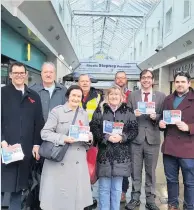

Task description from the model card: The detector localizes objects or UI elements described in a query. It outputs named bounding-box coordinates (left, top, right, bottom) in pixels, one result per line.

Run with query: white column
left=159, top=66, right=170, bottom=95
left=46, top=55, right=71, bottom=83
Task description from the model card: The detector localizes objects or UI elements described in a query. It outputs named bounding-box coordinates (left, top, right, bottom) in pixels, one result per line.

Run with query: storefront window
left=1, top=63, right=9, bottom=86
left=27, top=67, right=41, bottom=86
left=1, top=55, right=41, bottom=86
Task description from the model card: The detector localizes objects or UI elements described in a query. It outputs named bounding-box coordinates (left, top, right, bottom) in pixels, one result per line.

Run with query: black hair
left=65, top=85, right=83, bottom=99
left=174, top=71, right=191, bottom=82
left=9, top=62, right=27, bottom=73
left=140, top=69, right=154, bottom=80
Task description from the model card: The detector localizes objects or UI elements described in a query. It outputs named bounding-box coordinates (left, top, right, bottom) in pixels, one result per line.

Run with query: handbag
left=86, top=146, right=98, bottom=184
left=39, top=107, right=79, bottom=162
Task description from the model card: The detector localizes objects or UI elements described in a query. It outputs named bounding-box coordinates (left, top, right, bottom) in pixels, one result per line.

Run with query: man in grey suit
left=125, top=69, right=166, bottom=210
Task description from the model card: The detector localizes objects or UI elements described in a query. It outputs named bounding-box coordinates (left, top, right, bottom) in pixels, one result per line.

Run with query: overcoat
left=1, top=84, right=44, bottom=192
left=90, top=103, right=138, bottom=178
left=161, top=90, right=194, bottom=158
left=39, top=103, right=93, bottom=210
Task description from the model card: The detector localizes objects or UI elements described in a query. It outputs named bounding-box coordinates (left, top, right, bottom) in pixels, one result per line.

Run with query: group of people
left=1, top=61, right=194, bottom=210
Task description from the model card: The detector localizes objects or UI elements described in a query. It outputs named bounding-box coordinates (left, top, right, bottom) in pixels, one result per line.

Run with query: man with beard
left=159, top=72, right=194, bottom=210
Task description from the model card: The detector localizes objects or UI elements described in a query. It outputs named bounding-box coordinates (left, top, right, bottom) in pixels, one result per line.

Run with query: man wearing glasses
left=115, top=71, right=131, bottom=103
left=114, top=71, right=131, bottom=203
left=1, top=62, right=44, bottom=210
left=125, top=69, right=166, bottom=210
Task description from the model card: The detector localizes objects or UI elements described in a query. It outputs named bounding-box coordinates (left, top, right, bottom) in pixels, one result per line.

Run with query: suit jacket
left=128, top=90, right=166, bottom=145
left=161, top=90, right=194, bottom=158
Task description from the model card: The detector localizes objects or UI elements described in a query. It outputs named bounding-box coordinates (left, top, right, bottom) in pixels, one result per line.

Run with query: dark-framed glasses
left=11, top=72, right=26, bottom=76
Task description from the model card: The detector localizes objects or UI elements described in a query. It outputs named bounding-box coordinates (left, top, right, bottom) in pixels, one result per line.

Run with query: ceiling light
left=69, top=65, right=73, bottom=70
left=185, top=40, right=192, bottom=45
left=48, top=26, right=54, bottom=31
left=59, top=54, right=64, bottom=60
left=56, top=35, right=60, bottom=40
left=148, top=67, right=153, bottom=71
left=166, top=57, right=177, bottom=63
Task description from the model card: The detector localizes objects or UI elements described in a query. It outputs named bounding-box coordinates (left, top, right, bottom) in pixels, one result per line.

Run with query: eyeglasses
left=11, top=72, right=26, bottom=76
left=141, top=76, right=153, bottom=80
left=116, top=77, right=126, bottom=80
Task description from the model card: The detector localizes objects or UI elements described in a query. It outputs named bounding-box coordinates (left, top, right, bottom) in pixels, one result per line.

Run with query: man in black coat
left=1, top=62, right=44, bottom=210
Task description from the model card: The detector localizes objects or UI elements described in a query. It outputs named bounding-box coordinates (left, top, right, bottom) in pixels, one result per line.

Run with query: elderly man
left=30, top=62, right=67, bottom=122
left=78, top=74, right=102, bottom=209
left=1, top=62, right=44, bottom=210
left=159, top=72, right=194, bottom=210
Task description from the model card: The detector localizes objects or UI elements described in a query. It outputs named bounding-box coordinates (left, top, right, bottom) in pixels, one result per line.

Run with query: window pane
left=184, top=0, right=190, bottom=19
left=165, top=8, right=172, bottom=34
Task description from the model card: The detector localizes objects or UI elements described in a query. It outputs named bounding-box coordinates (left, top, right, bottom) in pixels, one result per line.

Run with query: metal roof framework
left=68, top=0, right=160, bottom=60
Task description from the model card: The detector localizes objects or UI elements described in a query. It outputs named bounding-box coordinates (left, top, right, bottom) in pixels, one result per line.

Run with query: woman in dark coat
left=90, top=85, right=138, bottom=210
left=1, top=62, right=44, bottom=209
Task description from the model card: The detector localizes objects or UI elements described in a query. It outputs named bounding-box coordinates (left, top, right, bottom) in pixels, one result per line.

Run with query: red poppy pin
left=28, top=97, right=35, bottom=103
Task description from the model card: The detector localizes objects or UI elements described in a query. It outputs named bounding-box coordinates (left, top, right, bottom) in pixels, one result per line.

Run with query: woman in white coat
left=39, top=85, right=93, bottom=210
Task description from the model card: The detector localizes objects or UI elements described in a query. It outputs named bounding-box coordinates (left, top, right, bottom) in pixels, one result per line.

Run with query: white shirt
left=15, top=86, right=25, bottom=94
left=44, top=83, right=55, bottom=98
left=141, top=89, right=153, bottom=102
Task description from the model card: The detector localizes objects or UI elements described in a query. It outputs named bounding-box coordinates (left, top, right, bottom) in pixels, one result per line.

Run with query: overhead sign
left=78, top=60, right=141, bottom=75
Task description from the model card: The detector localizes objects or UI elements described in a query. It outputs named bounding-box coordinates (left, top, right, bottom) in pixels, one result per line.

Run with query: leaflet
left=2, top=144, right=24, bottom=165
left=103, top=120, right=124, bottom=135
left=69, top=125, right=90, bottom=142
left=137, top=102, right=155, bottom=114
left=163, top=110, right=182, bottom=124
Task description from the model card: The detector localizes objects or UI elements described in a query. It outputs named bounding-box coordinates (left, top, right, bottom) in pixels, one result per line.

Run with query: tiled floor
left=92, top=144, right=184, bottom=210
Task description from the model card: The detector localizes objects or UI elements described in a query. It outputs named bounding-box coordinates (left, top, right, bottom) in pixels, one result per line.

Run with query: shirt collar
left=141, top=89, right=153, bottom=95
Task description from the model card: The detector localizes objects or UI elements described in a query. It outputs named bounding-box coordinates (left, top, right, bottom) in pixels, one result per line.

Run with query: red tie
left=144, top=92, right=150, bottom=102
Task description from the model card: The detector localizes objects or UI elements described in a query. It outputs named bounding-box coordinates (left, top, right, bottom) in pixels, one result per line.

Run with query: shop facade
left=169, top=56, right=194, bottom=93
left=1, top=21, right=46, bottom=86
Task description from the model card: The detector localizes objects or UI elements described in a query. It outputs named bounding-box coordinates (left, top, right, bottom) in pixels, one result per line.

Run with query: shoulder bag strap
left=72, top=107, right=79, bottom=125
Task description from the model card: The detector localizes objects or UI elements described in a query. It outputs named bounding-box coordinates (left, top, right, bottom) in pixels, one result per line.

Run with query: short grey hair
left=41, top=62, right=56, bottom=71
left=78, top=74, right=91, bottom=81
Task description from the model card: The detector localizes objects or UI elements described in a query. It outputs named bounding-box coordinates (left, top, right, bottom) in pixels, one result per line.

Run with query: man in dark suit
left=159, top=72, right=194, bottom=210
left=126, top=69, right=166, bottom=210
left=1, top=62, right=44, bottom=210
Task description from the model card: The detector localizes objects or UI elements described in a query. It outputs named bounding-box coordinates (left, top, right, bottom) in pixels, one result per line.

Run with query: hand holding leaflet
left=69, top=125, right=90, bottom=142
left=163, top=110, right=181, bottom=124
left=2, top=144, right=24, bottom=164
left=137, top=102, right=155, bottom=114
left=103, top=120, right=124, bottom=135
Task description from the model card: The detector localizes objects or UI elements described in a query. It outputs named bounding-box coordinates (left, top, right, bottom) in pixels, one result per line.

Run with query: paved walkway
left=93, top=143, right=184, bottom=210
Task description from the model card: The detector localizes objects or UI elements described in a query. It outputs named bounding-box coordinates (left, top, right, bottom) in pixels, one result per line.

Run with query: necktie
left=144, top=92, right=150, bottom=102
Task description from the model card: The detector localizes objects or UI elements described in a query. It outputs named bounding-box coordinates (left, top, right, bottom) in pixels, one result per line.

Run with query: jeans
left=99, top=177, right=123, bottom=210
left=122, top=177, right=129, bottom=193
left=163, top=154, right=194, bottom=210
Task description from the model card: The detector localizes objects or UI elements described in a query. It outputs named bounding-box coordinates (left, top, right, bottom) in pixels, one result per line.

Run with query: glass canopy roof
left=68, top=0, right=160, bottom=60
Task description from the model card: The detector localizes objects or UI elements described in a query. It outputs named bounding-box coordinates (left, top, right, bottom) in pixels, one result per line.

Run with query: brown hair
left=140, top=69, right=154, bottom=80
